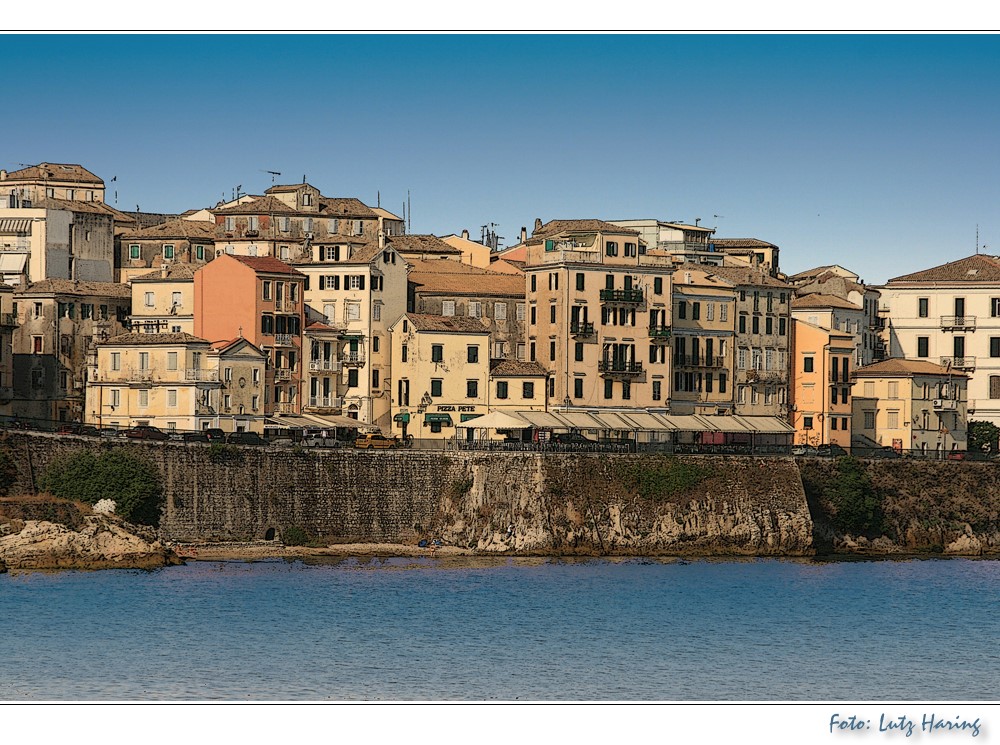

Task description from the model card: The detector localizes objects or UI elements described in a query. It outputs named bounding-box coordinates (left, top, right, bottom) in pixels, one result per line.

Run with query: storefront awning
left=424, top=413, right=453, bottom=425
left=0, top=218, right=31, bottom=234
left=393, top=412, right=410, bottom=422
left=0, top=253, right=27, bottom=273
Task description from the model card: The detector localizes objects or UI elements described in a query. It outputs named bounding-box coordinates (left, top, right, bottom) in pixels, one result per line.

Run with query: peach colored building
left=194, top=255, right=306, bottom=416
left=790, top=319, right=855, bottom=448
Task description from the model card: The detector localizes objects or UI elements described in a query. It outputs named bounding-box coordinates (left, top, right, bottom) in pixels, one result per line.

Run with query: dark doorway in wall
left=264, top=528, right=276, bottom=541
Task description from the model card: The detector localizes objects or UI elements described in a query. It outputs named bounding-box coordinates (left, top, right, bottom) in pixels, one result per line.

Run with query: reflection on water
left=1, top=557, right=998, bottom=701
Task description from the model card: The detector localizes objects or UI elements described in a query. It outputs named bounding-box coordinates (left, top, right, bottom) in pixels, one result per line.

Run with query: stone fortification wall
left=0, top=432, right=813, bottom=554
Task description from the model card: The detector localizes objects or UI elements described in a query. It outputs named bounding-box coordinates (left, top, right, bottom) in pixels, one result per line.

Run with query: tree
left=38, top=448, right=163, bottom=526
left=968, top=420, right=999, bottom=455
left=823, top=457, right=882, bottom=535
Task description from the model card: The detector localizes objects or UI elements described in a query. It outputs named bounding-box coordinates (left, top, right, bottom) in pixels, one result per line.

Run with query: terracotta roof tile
left=489, top=359, right=550, bottom=377
left=791, top=293, right=861, bottom=311
left=887, top=254, right=1000, bottom=283
left=35, top=197, right=130, bottom=220
left=409, top=269, right=526, bottom=298
left=711, top=238, right=779, bottom=249
left=4, top=162, right=102, bottom=184
left=703, top=264, right=792, bottom=288
left=531, top=219, right=639, bottom=239
left=853, top=358, right=968, bottom=378
left=103, top=332, right=208, bottom=346
left=131, top=265, right=198, bottom=282
left=318, top=197, right=377, bottom=218
left=17, top=279, right=131, bottom=298
left=389, top=234, right=463, bottom=256
left=404, top=313, right=490, bottom=333
left=120, top=219, right=216, bottom=241
left=229, top=255, right=305, bottom=276
left=212, top=195, right=299, bottom=215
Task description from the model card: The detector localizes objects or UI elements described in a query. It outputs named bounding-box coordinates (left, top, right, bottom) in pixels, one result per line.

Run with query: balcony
left=195, top=402, right=215, bottom=416
left=829, top=372, right=851, bottom=383
left=746, top=369, right=785, bottom=383
left=274, top=402, right=295, bottom=414
left=0, top=313, right=16, bottom=327
left=933, top=398, right=959, bottom=411
left=649, top=325, right=672, bottom=342
left=940, top=356, right=976, bottom=371
left=940, top=315, right=976, bottom=330
left=185, top=369, right=219, bottom=382
left=599, top=288, right=644, bottom=304
left=342, top=351, right=366, bottom=367
left=274, top=299, right=294, bottom=312
left=273, top=333, right=294, bottom=346
left=598, top=360, right=644, bottom=377
left=570, top=321, right=595, bottom=337
left=309, top=359, right=342, bottom=373
left=274, top=369, right=292, bottom=381
left=307, top=396, right=343, bottom=409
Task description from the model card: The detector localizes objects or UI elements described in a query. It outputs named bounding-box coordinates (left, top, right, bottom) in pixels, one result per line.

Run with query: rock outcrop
left=0, top=514, right=181, bottom=571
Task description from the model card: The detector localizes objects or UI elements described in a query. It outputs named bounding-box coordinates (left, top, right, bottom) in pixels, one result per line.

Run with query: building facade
left=789, top=319, right=855, bottom=448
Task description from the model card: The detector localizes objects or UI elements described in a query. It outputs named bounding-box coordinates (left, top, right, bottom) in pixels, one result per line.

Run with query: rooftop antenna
left=407, top=190, right=411, bottom=233
left=262, top=170, right=281, bottom=184
left=302, top=174, right=306, bottom=184
left=377, top=190, right=380, bottom=208
left=976, top=224, right=980, bottom=254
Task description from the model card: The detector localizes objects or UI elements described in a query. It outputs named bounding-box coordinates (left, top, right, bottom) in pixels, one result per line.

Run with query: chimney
left=520, top=226, right=527, bottom=244
left=0, top=170, right=6, bottom=181
left=161, top=266, right=168, bottom=278
left=461, top=229, right=469, bottom=240
left=533, top=218, right=542, bottom=234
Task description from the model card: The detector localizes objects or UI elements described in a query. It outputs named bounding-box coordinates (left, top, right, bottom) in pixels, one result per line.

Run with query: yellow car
left=354, top=433, right=402, bottom=449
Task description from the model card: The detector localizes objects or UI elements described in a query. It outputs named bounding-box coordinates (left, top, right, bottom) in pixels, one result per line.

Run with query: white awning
left=0, top=218, right=31, bottom=234
left=0, top=253, right=27, bottom=273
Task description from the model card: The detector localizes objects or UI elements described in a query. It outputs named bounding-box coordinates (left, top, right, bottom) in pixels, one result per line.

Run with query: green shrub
left=208, top=442, right=242, bottom=463
left=37, top=448, right=163, bottom=526
left=823, top=457, right=883, bottom=535
left=282, top=526, right=309, bottom=546
left=617, top=457, right=713, bottom=501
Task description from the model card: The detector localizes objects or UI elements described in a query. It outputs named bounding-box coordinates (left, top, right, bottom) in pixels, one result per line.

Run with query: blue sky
left=5, top=34, right=1000, bottom=284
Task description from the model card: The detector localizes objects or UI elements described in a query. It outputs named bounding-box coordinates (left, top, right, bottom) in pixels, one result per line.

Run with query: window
left=523, top=382, right=534, bottom=399
left=517, top=343, right=526, bottom=360
left=329, top=218, right=339, bottom=234
left=432, top=344, right=443, bottom=363
left=496, top=381, right=509, bottom=399
left=803, top=357, right=814, bottom=373
left=720, top=304, right=728, bottom=322
left=778, top=317, right=786, bottom=336
left=252, top=395, right=259, bottom=411
left=654, top=277, right=663, bottom=295
left=652, top=380, right=662, bottom=401
left=992, top=376, right=1000, bottom=399
left=302, top=193, right=313, bottom=207
left=372, top=370, right=380, bottom=388
left=66, top=189, right=75, bottom=200
left=678, top=301, right=687, bottom=320
left=887, top=410, right=900, bottom=428
left=550, top=305, right=556, bottom=323
left=692, top=302, right=700, bottom=321
left=468, top=346, right=479, bottom=363
left=604, top=379, right=613, bottom=399
left=167, top=352, right=177, bottom=370
left=163, top=244, right=175, bottom=259
left=576, top=273, right=585, bottom=291
left=992, top=298, right=1000, bottom=318
left=347, top=369, right=359, bottom=388
left=605, top=241, right=618, bottom=256
left=530, top=342, right=536, bottom=361
left=494, top=303, right=507, bottom=320
left=719, top=374, right=727, bottom=393
left=738, top=314, right=746, bottom=334
left=516, top=303, right=525, bottom=321
left=752, top=315, right=760, bottom=334
left=624, top=242, right=637, bottom=257
left=144, top=292, right=155, bottom=307
left=138, top=389, right=148, bottom=408
left=167, top=389, right=177, bottom=408
left=571, top=378, right=583, bottom=399
left=863, top=411, right=876, bottom=429
left=346, top=303, right=361, bottom=321
left=129, top=244, right=140, bottom=259
left=224, top=367, right=233, bottom=383
left=110, top=389, right=120, bottom=408
left=373, top=303, right=382, bottom=321
left=110, top=352, right=121, bottom=370
left=548, top=273, right=559, bottom=291
left=441, top=300, right=456, bottom=317
left=262, top=281, right=272, bottom=301
left=139, top=352, right=150, bottom=370
left=919, top=337, right=931, bottom=358
left=431, top=379, right=443, bottom=397
left=252, top=368, right=260, bottom=385
left=549, top=341, right=556, bottom=361
left=530, top=306, right=536, bottom=325
left=530, top=275, right=537, bottom=292
left=918, top=298, right=929, bottom=317
left=223, top=394, right=232, bottom=409
left=468, top=301, right=482, bottom=318
left=803, top=416, right=813, bottom=430
left=765, top=316, right=773, bottom=335
left=575, top=342, right=584, bottom=362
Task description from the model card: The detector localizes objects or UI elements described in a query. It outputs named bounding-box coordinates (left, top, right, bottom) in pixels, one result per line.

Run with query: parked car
left=226, top=431, right=266, bottom=446
left=125, top=425, right=169, bottom=441
left=816, top=444, right=849, bottom=457
left=874, top=446, right=901, bottom=459
left=354, top=433, right=402, bottom=449
left=182, top=431, right=210, bottom=443
left=552, top=432, right=596, bottom=445
left=205, top=428, right=226, bottom=442
left=57, top=424, right=101, bottom=437
left=791, top=445, right=818, bottom=456
left=946, top=451, right=967, bottom=461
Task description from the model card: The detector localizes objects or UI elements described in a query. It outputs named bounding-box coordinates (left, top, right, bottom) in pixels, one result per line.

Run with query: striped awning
left=0, top=218, right=32, bottom=234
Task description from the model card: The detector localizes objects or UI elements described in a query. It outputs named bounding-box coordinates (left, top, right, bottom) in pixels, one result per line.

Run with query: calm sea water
left=1, top=557, right=998, bottom=701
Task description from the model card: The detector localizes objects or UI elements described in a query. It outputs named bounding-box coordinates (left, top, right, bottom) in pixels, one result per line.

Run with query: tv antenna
left=261, top=170, right=281, bottom=184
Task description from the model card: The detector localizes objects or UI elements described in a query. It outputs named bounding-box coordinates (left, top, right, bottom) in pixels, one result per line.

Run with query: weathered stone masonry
left=1, top=432, right=814, bottom=555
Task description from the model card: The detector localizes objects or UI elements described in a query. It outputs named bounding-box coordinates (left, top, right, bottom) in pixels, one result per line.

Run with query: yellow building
left=669, top=264, right=736, bottom=415
left=522, top=219, right=674, bottom=411
left=851, top=359, right=968, bottom=457
left=85, top=332, right=266, bottom=433
left=129, top=265, right=196, bottom=334
left=790, top=319, right=855, bottom=448
left=388, top=313, right=492, bottom=441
